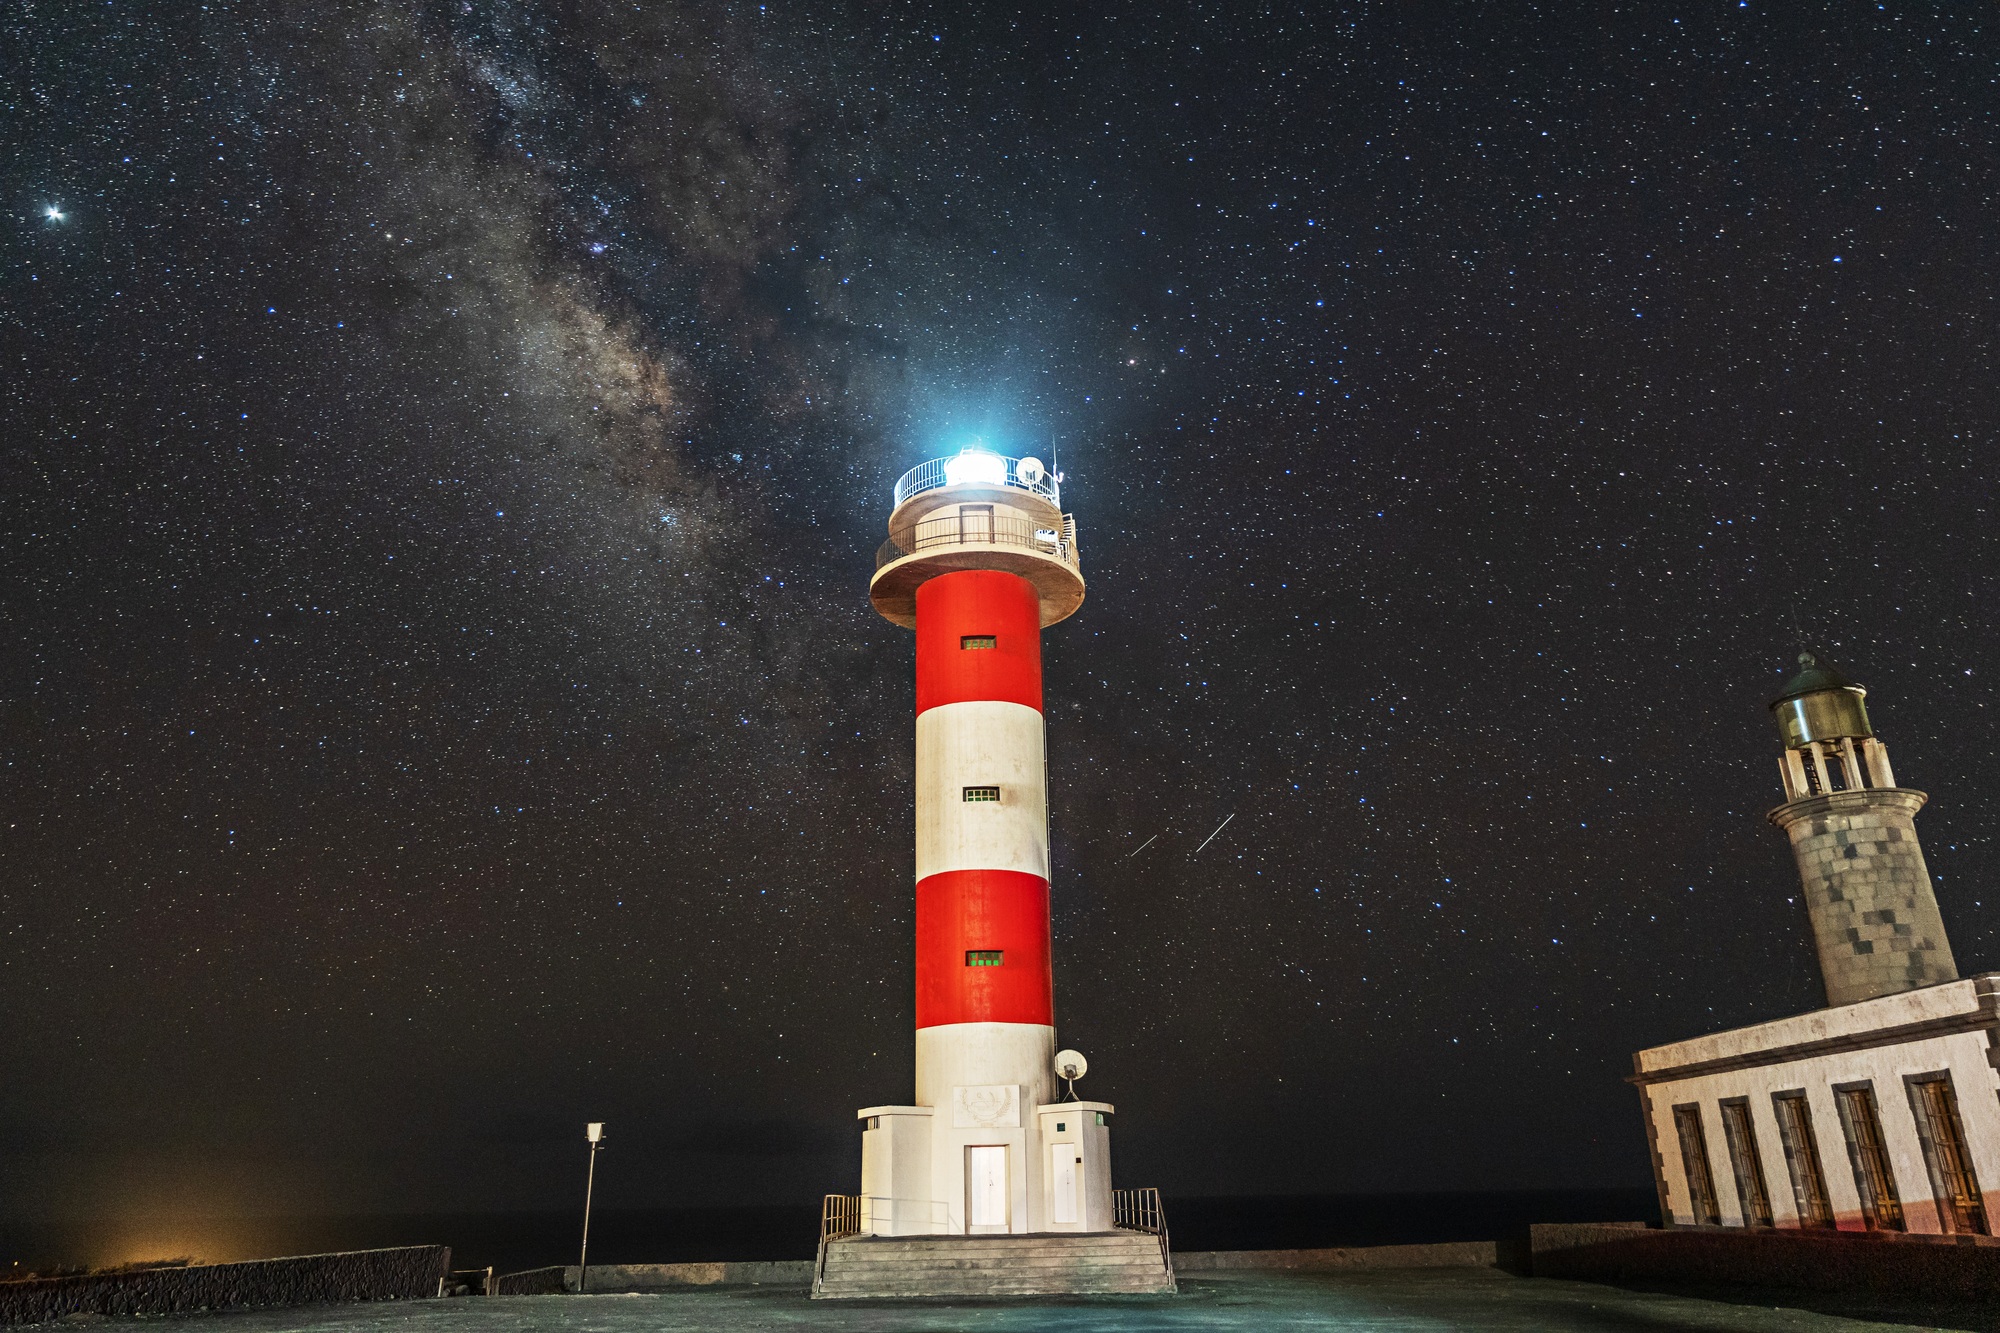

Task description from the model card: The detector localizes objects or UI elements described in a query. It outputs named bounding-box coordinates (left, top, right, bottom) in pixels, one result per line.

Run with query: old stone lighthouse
left=1633, top=654, right=1996, bottom=1236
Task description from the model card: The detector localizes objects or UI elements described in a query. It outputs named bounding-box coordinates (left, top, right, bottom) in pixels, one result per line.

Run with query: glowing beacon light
left=943, top=448, right=1009, bottom=487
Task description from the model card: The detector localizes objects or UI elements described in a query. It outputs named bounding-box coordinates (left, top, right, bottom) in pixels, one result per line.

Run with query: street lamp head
left=586, top=1122, right=605, bottom=1143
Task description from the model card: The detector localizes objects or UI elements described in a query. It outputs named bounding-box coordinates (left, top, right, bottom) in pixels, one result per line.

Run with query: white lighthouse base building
left=856, top=1097, right=1117, bottom=1237
left=820, top=1080, right=1174, bottom=1299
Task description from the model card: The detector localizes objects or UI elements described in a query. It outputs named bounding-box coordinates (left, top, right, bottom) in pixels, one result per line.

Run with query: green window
left=961, top=635, right=997, bottom=650
left=966, top=950, right=1003, bottom=967
left=963, top=786, right=1000, bottom=802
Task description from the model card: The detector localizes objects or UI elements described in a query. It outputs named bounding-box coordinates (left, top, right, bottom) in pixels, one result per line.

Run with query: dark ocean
left=1, top=1189, right=1656, bottom=1275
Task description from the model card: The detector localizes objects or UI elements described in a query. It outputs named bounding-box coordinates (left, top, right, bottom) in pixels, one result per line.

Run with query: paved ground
left=120, top=1269, right=1979, bottom=1332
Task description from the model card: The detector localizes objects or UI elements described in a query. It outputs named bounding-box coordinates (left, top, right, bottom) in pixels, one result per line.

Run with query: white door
left=1050, top=1143, right=1081, bottom=1225
left=967, top=1145, right=1009, bottom=1232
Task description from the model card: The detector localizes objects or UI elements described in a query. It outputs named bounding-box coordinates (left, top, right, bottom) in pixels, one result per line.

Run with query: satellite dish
left=1055, top=1049, right=1088, bottom=1101
left=1016, top=456, right=1046, bottom=486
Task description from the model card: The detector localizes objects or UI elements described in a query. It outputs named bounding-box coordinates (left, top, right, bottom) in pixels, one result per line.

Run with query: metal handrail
left=814, top=1193, right=861, bottom=1291
left=1113, top=1187, right=1174, bottom=1286
left=860, top=1195, right=953, bottom=1234
left=875, top=513, right=1076, bottom=572
left=892, top=452, right=1060, bottom=509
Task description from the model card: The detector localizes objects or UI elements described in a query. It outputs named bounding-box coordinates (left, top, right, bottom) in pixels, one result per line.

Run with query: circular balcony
left=869, top=510, right=1084, bottom=629
left=875, top=514, right=1073, bottom=572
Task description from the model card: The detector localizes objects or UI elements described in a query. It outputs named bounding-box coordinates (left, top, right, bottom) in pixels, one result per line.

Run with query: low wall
left=0, top=1246, right=450, bottom=1324
left=491, top=1265, right=567, bottom=1295
left=1531, top=1221, right=2000, bottom=1299
left=1176, top=1241, right=1497, bottom=1271
left=554, top=1242, right=1495, bottom=1293
left=566, top=1261, right=813, bottom=1290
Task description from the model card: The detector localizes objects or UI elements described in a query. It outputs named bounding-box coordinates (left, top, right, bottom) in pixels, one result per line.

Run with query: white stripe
left=915, top=700, right=1049, bottom=881
left=915, top=1022, right=1057, bottom=1109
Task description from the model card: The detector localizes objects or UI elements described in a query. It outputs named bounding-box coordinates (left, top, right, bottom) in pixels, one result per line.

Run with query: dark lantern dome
left=1770, top=651, right=1873, bottom=747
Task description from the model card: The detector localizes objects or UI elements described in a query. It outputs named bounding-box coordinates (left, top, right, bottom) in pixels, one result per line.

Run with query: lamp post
left=578, top=1122, right=605, bottom=1293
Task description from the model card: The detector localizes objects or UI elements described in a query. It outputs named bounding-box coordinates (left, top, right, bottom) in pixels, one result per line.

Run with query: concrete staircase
left=813, top=1230, right=1176, bottom=1299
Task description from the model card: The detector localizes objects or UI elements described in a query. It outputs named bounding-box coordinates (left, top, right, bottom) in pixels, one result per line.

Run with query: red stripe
left=915, top=570, right=1042, bottom=715
left=914, top=869, right=1053, bottom=1028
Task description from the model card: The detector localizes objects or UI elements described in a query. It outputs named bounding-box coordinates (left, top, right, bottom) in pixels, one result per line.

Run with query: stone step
left=837, top=1245, right=1157, bottom=1261
left=830, top=1253, right=1163, bottom=1270
left=816, top=1280, right=1168, bottom=1288
left=819, top=1276, right=1171, bottom=1293
left=836, top=1245, right=1161, bottom=1258
left=837, top=1235, right=1158, bottom=1252
left=832, top=1248, right=1168, bottom=1264
left=820, top=1256, right=1168, bottom=1264
left=815, top=1231, right=1174, bottom=1299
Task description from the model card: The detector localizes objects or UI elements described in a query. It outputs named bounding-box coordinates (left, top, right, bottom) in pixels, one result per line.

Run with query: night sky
left=5, top=0, right=1999, bottom=1246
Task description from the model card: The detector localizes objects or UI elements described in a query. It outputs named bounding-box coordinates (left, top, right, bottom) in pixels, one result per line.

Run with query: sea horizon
left=0, top=1186, right=1658, bottom=1275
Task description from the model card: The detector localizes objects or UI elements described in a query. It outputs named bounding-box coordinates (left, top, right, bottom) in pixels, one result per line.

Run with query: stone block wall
left=0, top=1246, right=449, bottom=1325
left=1769, top=789, right=1957, bottom=1005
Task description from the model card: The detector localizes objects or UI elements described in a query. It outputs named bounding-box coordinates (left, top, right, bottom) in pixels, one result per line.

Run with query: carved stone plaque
left=952, top=1084, right=1021, bottom=1128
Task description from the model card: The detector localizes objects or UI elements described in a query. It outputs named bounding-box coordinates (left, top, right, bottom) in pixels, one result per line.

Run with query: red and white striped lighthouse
left=911, top=566, right=1056, bottom=1101
left=854, top=447, right=1111, bottom=1238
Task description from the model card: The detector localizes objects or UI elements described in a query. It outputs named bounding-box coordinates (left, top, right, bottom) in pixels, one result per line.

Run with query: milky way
left=3, top=0, right=1998, bottom=1244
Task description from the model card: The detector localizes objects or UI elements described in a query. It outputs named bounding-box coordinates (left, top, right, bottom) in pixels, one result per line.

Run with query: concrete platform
left=101, top=1268, right=1985, bottom=1331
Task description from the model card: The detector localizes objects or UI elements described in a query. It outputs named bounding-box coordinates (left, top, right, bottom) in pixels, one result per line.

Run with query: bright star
left=44, top=206, right=64, bottom=221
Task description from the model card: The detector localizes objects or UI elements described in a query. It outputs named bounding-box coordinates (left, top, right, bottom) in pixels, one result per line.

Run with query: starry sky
left=4, top=0, right=1998, bottom=1236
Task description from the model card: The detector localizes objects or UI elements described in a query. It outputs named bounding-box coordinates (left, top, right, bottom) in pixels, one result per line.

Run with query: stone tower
left=1766, top=653, right=1958, bottom=1006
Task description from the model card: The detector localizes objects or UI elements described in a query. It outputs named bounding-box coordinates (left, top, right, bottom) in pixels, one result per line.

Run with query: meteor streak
left=1192, top=812, right=1235, bottom=856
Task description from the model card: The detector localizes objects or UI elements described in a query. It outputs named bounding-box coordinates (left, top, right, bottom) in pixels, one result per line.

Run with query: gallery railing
left=874, top=513, right=1077, bottom=572
left=892, top=453, right=1060, bottom=509
left=1113, top=1187, right=1175, bottom=1286
left=814, top=1194, right=862, bottom=1291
